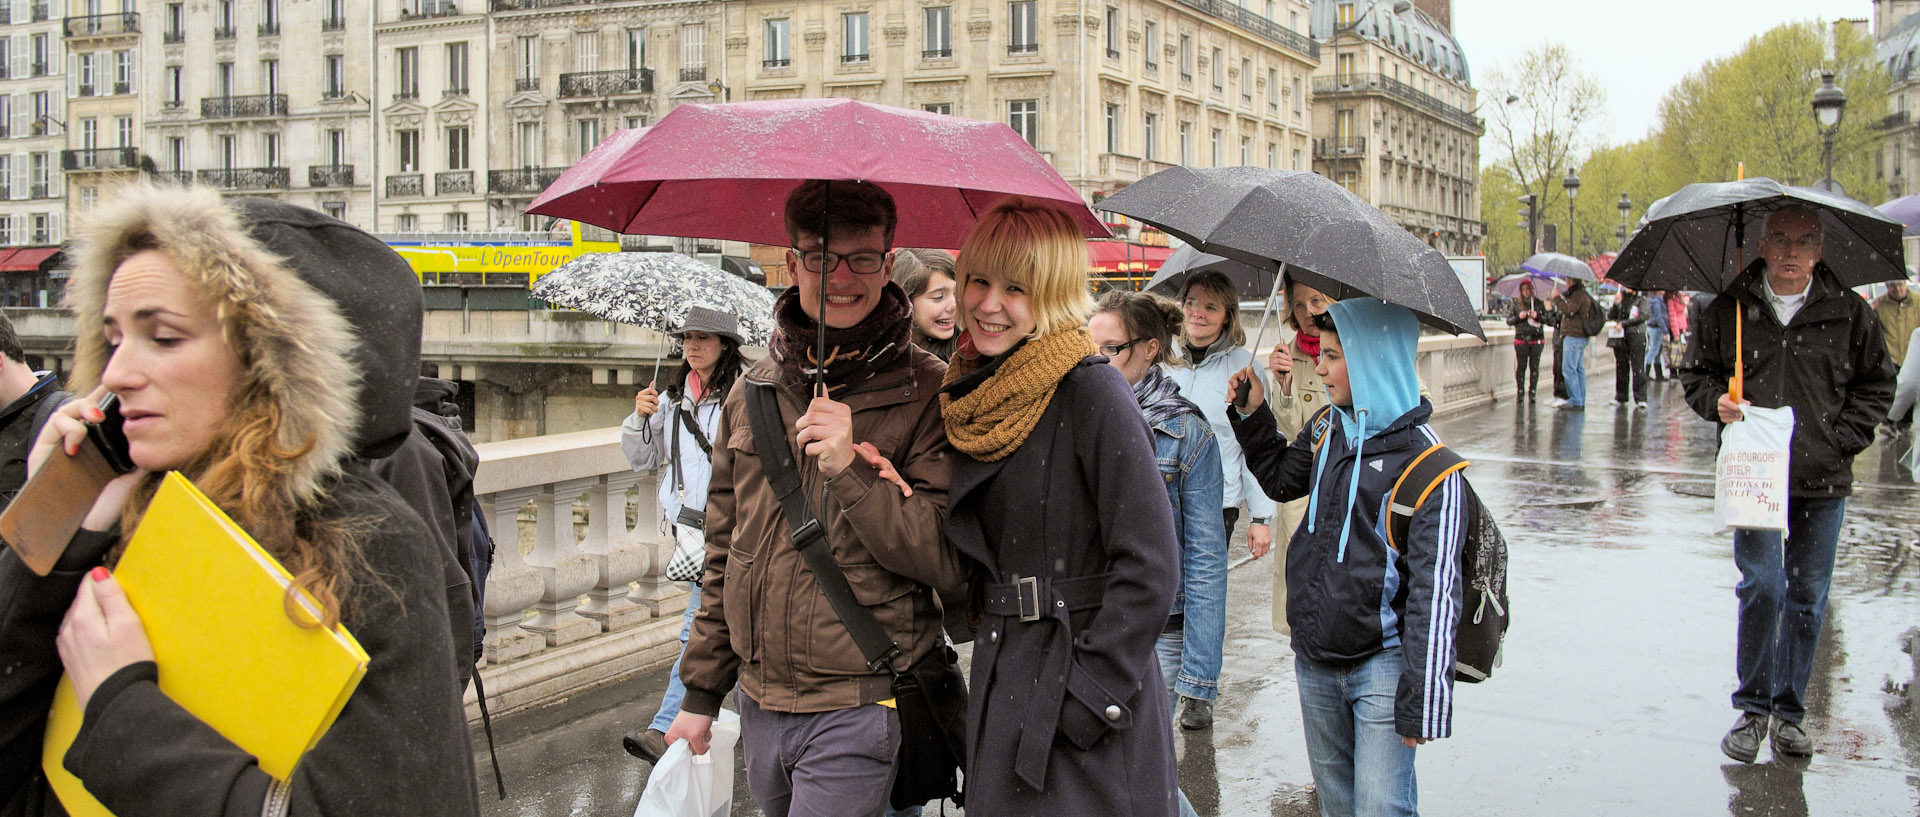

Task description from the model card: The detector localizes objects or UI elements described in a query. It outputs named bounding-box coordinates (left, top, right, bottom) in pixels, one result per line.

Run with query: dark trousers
left=1551, top=331, right=1569, bottom=399
left=1611, top=334, right=1647, bottom=403
left=1514, top=342, right=1543, bottom=395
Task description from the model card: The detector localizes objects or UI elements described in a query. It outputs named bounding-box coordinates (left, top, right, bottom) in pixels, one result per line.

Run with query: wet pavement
left=474, top=377, right=1920, bottom=816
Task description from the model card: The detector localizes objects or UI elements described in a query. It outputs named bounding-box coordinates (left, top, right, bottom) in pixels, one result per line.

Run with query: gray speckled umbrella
left=530, top=251, right=775, bottom=346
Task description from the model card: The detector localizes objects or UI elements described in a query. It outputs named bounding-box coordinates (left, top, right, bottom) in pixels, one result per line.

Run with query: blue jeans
left=1561, top=336, right=1589, bottom=406
left=648, top=583, right=702, bottom=732
left=1732, top=497, right=1846, bottom=724
left=1159, top=534, right=1228, bottom=701
left=1295, top=649, right=1418, bottom=817
left=1645, top=326, right=1666, bottom=370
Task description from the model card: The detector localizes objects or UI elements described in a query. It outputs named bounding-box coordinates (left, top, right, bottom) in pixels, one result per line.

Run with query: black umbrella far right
left=1611, top=177, right=1905, bottom=292
left=1096, top=166, right=1483, bottom=338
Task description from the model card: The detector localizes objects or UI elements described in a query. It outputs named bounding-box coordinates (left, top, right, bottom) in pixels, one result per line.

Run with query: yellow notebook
left=42, top=472, right=370, bottom=817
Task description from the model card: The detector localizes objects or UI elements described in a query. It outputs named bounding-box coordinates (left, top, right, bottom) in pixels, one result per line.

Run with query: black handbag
left=745, top=384, right=967, bottom=809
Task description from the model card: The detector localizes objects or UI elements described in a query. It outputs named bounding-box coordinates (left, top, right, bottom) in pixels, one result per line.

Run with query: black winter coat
left=943, top=358, right=1178, bottom=817
left=0, top=374, right=69, bottom=504
left=1504, top=296, right=1555, bottom=344
left=1681, top=261, right=1895, bottom=497
left=0, top=466, right=480, bottom=817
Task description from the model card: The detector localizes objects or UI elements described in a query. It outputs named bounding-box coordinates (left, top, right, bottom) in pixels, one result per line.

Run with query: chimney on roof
left=1412, top=0, right=1450, bottom=33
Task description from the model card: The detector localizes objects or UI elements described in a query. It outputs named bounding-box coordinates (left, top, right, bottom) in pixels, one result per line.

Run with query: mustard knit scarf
left=940, top=326, right=1095, bottom=463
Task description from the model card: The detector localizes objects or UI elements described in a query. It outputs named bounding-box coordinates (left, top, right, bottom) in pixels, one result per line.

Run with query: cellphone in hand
left=88, top=393, right=135, bottom=475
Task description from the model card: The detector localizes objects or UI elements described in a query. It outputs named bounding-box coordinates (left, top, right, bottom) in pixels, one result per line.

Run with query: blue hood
left=1308, top=298, right=1422, bottom=562
left=1326, top=299, right=1421, bottom=441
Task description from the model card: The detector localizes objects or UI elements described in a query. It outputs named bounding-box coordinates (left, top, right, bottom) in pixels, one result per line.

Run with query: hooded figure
left=0, top=186, right=480, bottom=817
left=1230, top=299, right=1467, bottom=762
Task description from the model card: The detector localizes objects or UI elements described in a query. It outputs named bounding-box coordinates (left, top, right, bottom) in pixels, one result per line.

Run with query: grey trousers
left=736, top=689, right=900, bottom=817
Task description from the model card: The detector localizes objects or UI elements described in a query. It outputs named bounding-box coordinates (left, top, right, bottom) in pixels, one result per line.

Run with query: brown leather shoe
left=622, top=728, right=668, bottom=764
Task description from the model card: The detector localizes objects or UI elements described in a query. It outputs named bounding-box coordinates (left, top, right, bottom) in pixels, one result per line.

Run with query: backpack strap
left=1385, top=443, right=1470, bottom=554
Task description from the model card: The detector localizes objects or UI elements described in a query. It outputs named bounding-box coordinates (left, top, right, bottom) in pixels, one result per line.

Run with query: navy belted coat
left=943, top=357, right=1180, bottom=817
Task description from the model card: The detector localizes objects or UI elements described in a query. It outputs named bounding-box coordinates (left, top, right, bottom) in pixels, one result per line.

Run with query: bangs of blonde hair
left=954, top=197, right=1093, bottom=340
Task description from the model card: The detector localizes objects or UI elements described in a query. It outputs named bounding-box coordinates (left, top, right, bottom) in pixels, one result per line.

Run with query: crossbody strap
left=1385, top=444, right=1469, bottom=553
left=745, top=383, right=902, bottom=675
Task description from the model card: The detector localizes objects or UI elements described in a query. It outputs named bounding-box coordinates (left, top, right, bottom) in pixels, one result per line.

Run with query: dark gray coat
left=943, top=358, right=1179, bottom=817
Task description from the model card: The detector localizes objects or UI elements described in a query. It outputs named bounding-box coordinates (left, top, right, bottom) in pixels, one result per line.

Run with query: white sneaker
left=1636, top=400, right=1649, bottom=409
left=1609, top=399, right=1622, bottom=407
left=1549, top=397, right=1569, bottom=408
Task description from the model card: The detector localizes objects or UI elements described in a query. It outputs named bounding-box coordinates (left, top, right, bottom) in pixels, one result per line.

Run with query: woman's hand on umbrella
left=1267, top=347, right=1292, bottom=397
left=633, top=386, right=660, bottom=418
left=58, top=567, right=154, bottom=708
left=797, top=388, right=855, bottom=476
left=1227, top=366, right=1265, bottom=415
left=852, top=442, right=911, bottom=498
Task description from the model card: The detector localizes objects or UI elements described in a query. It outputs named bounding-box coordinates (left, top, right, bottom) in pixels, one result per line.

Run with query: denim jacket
left=1151, top=408, right=1226, bottom=612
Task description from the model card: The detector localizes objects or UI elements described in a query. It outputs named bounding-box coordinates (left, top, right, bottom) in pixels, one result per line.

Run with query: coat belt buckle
left=1014, top=575, right=1041, bottom=622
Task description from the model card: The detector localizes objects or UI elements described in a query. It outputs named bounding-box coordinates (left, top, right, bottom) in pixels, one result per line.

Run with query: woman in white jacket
left=618, top=307, right=752, bottom=763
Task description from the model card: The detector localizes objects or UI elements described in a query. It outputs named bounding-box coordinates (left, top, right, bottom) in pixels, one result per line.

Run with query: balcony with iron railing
left=30, top=62, right=48, bottom=77
left=163, top=29, right=183, bottom=43
left=1007, top=42, right=1037, bottom=54
left=63, top=11, right=139, bottom=37
left=488, top=167, right=567, bottom=195
left=60, top=147, right=141, bottom=172
left=29, top=3, right=48, bottom=22
left=1314, top=137, right=1366, bottom=158
left=155, top=170, right=193, bottom=185
left=0, top=7, right=10, bottom=23
left=196, top=167, right=290, bottom=190
left=762, top=58, right=790, bottom=69
left=386, top=173, right=425, bottom=197
left=1312, top=74, right=1481, bottom=133
left=257, top=21, right=279, bottom=36
left=308, top=164, right=354, bottom=187
left=436, top=170, right=473, bottom=195
left=201, top=94, right=290, bottom=119
left=920, top=49, right=949, bottom=60
left=212, top=24, right=235, bottom=39
left=557, top=68, right=653, bottom=98
left=443, top=86, right=469, bottom=98
left=514, top=77, right=539, bottom=93
left=1878, top=110, right=1911, bottom=132
left=393, top=90, right=420, bottom=104
left=678, top=67, right=706, bottom=82
left=1165, top=0, right=1317, bottom=59
left=322, top=15, right=346, bottom=30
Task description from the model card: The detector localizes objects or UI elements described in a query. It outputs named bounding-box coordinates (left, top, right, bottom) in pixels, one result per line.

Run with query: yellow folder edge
left=41, top=472, right=369, bottom=817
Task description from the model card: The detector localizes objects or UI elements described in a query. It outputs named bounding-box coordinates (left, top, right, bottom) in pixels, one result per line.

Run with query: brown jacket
left=679, top=349, right=965, bottom=716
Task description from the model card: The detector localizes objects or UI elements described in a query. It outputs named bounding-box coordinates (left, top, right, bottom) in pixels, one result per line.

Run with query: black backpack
left=1384, top=445, right=1509, bottom=684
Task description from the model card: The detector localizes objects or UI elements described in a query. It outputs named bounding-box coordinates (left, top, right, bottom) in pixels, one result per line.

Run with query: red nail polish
left=89, top=566, right=109, bottom=582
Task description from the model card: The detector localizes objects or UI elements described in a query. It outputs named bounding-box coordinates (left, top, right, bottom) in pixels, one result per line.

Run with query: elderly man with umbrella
left=1657, top=195, right=1897, bottom=763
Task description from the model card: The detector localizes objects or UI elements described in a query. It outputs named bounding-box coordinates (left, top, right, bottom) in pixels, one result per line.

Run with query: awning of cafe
left=0, top=247, right=60, bottom=272
left=1086, top=240, right=1172, bottom=275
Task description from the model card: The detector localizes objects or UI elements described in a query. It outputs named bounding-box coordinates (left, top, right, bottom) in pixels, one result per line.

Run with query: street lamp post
left=1811, top=70, right=1847, bottom=194
left=1616, top=193, right=1631, bottom=252
left=1562, top=168, right=1580, bottom=255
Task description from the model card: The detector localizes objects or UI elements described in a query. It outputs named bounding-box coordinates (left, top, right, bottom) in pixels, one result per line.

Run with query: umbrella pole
left=1731, top=208, right=1745, bottom=405
left=1246, top=262, right=1287, bottom=369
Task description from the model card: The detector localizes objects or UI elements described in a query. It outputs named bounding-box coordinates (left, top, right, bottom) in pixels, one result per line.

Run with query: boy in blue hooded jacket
left=1226, top=299, right=1466, bottom=817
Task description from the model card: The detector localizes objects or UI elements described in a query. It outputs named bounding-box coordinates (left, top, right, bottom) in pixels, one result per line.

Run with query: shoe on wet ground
left=622, top=728, right=668, bottom=764
left=1179, top=696, right=1214, bottom=730
left=1721, top=712, right=1767, bottom=763
left=1771, top=719, right=1813, bottom=757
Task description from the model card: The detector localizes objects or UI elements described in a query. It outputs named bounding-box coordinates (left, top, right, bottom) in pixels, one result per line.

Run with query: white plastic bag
left=634, top=709, right=740, bottom=817
left=1714, top=404, right=1795, bottom=532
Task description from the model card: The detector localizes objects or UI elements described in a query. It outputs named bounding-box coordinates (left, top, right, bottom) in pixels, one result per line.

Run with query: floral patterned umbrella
left=530, top=251, right=775, bottom=346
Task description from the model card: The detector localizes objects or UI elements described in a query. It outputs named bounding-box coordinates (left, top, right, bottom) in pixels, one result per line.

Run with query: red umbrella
left=526, top=98, right=1109, bottom=248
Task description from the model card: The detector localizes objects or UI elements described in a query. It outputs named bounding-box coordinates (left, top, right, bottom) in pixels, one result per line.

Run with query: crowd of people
left=0, top=180, right=1903, bottom=817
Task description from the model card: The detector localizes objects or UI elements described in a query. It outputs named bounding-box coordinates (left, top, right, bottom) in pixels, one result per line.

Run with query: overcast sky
left=1450, top=0, right=1864, bottom=149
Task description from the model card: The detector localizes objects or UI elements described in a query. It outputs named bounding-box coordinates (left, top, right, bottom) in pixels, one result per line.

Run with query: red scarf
left=1297, top=332, right=1321, bottom=360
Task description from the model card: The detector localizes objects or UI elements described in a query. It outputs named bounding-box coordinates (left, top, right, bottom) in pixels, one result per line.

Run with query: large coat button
left=1104, top=705, right=1122, bottom=722
left=988, top=630, right=998, bottom=643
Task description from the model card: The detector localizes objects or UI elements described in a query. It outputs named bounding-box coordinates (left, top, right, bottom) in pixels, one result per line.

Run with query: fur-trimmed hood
left=67, top=186, right=423, bottom=499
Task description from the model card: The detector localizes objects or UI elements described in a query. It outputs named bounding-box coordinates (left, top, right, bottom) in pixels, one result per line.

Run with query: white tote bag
left=633, top=709, right=740, bottom=817
left=1713, top=404, right=1795, bottom=533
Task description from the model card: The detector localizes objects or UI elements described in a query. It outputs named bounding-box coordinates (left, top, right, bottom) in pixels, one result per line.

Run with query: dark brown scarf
left=771, top=281, right=914, bottom=394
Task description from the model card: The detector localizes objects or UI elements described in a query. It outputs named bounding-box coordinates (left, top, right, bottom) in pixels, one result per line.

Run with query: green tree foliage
left=1654, top=20, right=1885, bottom=199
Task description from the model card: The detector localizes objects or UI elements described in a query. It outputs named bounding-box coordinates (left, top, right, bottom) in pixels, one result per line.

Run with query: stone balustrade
left=464, top=323, right=1613, bottom=720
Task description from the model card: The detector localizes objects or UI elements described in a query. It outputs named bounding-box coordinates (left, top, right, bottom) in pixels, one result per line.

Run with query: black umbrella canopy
left=1098, top=166, right=1483, bottom=338
left=1143, top=245, right=1275, bottom=299
left=1611, top=178, right=1905, bottom=292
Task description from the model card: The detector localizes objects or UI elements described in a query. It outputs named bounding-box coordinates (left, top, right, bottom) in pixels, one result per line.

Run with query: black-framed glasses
left=790, top=248, right=890, bottom=275
left=1097, top=338, right=1148, bottom=357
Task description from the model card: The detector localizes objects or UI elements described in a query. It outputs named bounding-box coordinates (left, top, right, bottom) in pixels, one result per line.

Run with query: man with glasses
left=1681, top=206, right=1894, bottom=764
left=668, top=179, right=965, bottom=817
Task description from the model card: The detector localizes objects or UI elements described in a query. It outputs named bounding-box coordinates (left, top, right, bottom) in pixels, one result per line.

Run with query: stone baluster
left=521, top=477, right=601, bottom=646
left=479, top=486, right=545, bottom=666
left=577, top=471, right=653, bottom=632
left=625, top=468, right=687, bottom=618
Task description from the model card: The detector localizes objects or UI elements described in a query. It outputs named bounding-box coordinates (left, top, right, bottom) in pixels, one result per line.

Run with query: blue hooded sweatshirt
left=1229, top=298, right=1467, bottom=740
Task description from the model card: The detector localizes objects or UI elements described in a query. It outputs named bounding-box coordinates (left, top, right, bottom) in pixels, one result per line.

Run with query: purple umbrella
left=1879, top=194, right=1920, bottom=237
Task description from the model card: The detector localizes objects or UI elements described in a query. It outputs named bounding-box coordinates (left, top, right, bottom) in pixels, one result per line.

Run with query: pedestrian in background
left=618, top=307, right=751, bottom=765
left=1874, top=276, right=1919, bottom=368
left=1645, top=290, right=1671, bottom=381
left=1226, top=299, right=1466, bottom=817
left=892, top=248, right=959, bottom=361
left=0, top=186, right=480, bottom=816
left=0, top=311, right=70, bottom=504
left=1608, top=286, right=1650, bottom=408
left=1090, top=290, right=1227, bottom=791
left=1680, top=207, right=1895, bottom=764
left=940, top=197, right=1179, bottom=817
left=1167, top=273, right=1275, bottom=722
left=1505, top=279, right=1553, bottom=401
left=1262, top=276, right=1334, bottom=634
left=1551, top=280, right=1599, bottom=410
